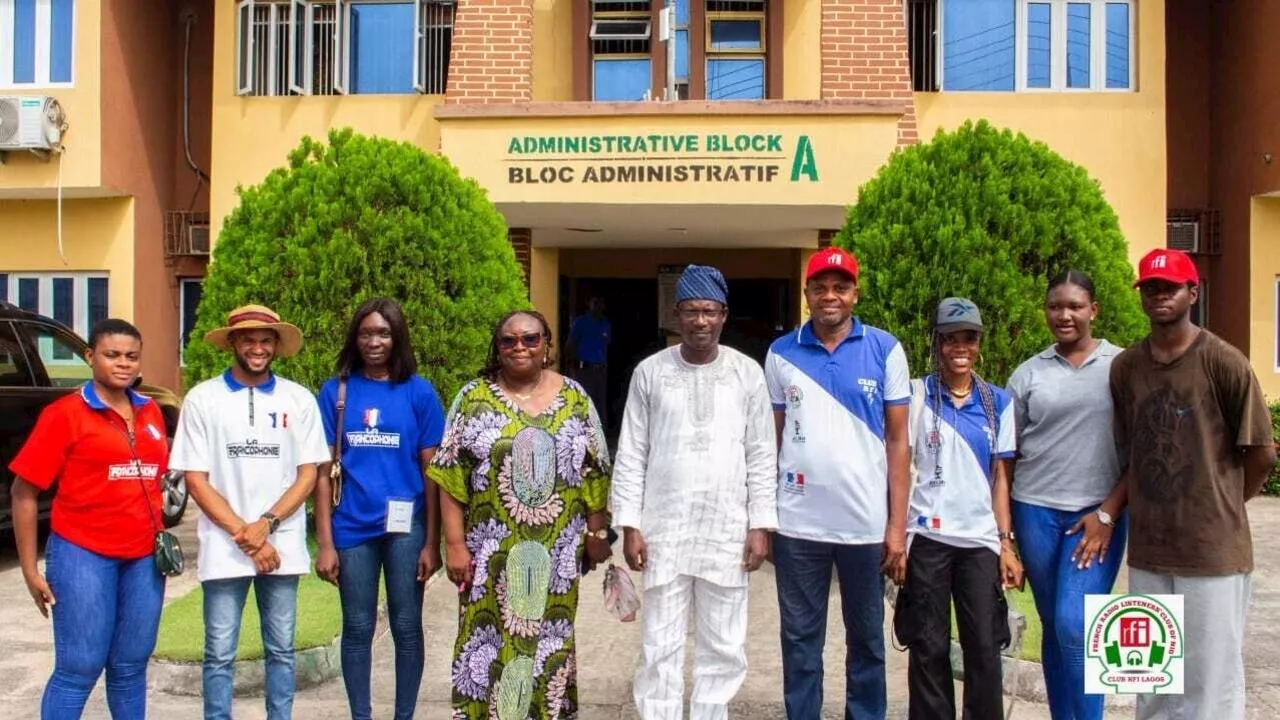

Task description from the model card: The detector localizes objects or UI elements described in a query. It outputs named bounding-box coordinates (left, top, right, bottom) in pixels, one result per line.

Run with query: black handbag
left=117, top=421, right=185, bottom=577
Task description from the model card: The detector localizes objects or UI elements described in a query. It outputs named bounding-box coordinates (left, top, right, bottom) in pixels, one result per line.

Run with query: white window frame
left=5, top=272, right=107, bottom=366
left=0, top=0, right=77, bottom=90
left=235, top=0, right=289, bottom=96
left=289, top=0, right=313, bottom=95
left=1014, top=0, right=1134, bottom=92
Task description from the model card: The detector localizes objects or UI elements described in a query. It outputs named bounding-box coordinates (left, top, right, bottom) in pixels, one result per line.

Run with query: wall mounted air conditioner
left=1166, top=220, right=1201, bottom=254
left=0, top=96, right=66, bottom=155
left=187, top=225, right=211, bottom=255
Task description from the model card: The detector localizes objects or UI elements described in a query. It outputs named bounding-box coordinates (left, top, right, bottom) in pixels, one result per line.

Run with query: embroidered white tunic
left=611, top=345, right=779, bottom=591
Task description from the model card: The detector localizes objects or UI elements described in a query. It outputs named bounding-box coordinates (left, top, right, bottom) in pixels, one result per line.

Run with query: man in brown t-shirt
left=1110, top=248, right=1275, bottom=720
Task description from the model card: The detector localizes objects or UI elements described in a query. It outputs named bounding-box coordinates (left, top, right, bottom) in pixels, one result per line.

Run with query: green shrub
left=183, top=129, right=529, bottom=400
left=837, top=119, right=1147, bottom=384
left=1265, top=402, right=1280, bottom=496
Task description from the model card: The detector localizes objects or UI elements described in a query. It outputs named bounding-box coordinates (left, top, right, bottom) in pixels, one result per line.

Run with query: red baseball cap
left=1135, top=248, right=1199, bottom=287
left=806, top=247, right=859, bottom=283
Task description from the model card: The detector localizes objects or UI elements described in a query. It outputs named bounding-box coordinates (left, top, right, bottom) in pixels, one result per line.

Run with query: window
left=0, top=0, right=75, bottom=88
left=909, top=0, right=1133, bottom=92
left=23, top=322, right=90, bottom=387
left=588, top=0, right=771, bottom=102
left=0, top=321, right=34, bottom=388
left=236, top=0, right=454, bottom=97
left=179, top=278, right=204, bottom=366
left=3, top=272, right=108, bottom=342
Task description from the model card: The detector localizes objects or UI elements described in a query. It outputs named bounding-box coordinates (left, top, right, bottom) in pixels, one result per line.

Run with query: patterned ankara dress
left=428, top=377, right=611, bottom=720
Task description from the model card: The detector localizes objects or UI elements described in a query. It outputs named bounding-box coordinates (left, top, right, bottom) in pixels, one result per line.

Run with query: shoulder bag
left=330, top=376, right=348, bottom=508
left=119, top=420, right=185, bottom=577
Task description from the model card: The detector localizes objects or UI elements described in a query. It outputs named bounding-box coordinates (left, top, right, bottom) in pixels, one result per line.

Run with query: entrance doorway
left=559, top=274, right=795, bottom=442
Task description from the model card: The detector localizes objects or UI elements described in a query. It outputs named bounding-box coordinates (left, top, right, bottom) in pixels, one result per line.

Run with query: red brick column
left=820, top=0, right=919, bottom=146
left=509, top=227, right=532, bottom=294
left=445, top=0, right=534, bottom=104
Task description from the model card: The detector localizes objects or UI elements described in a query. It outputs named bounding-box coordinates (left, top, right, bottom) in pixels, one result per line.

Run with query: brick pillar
left=509, top=227, right=532, bottom=295
left=445, top=0, right=534, bottom=104
left=820, top=0, right=919, bottom=147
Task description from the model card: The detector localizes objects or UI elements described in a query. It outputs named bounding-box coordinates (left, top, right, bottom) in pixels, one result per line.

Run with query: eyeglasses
left=678, top=308, right=725, bottom=321
left=357, top=329, right=392, bottom=341
left=498, top=333, right=545, bottom=351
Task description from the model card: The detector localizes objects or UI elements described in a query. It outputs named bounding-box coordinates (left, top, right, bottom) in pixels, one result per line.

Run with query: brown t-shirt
left=1110, top=330, right=1272, bottom=576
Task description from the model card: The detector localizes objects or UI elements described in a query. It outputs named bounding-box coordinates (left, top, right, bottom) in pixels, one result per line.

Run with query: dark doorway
left=560, top=275, right=795, bottom=444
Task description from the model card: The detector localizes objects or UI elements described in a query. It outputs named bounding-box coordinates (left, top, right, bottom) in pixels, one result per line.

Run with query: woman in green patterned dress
left=429, top=310, right=614, bottom=720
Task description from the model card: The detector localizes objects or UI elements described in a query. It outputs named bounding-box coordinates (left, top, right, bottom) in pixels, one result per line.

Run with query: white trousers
left=633, top=575, right=749, bottom=720
left=1129, top=568, right=1252, bottom=720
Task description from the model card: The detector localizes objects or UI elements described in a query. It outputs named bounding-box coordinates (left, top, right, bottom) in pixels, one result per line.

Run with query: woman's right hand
left=446, top=542, right=474, bottom=590
left=316, top=545, right=340, bottom=586
left=23, top=571, right=55, bottom=618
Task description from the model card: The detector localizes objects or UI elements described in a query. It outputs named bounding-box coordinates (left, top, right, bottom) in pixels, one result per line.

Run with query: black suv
left=0, top=302, right=187, bottom=532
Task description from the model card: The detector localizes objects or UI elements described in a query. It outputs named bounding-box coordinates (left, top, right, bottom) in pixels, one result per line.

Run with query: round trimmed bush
left=838, top=119, right=1147, bottom=384
left=184, top=128, right=530, bottom=399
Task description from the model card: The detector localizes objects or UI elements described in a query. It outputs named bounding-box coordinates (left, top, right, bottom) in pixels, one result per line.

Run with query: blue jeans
left=1012, top=501, right=1128, bottom=720
left=202, top=574, right=301, bottom=720
left=41, top=533, right=165, bottom=720
left=337, top=522, right=426, bottom=720
left=773, top=535, right=886, bottom=720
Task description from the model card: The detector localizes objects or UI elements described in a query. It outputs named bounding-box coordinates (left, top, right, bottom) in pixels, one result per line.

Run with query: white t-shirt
left=169, top=370, right=331, bottom=582
left=907, top=375, right=1016, bottom=556
left=765, top=320, right=911, bottom=544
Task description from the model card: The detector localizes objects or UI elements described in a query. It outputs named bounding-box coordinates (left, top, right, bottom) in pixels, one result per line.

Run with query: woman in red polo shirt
left=9, top=318, right=170, bottom=720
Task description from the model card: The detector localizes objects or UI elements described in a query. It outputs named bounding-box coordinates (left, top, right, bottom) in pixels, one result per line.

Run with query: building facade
left=0, top=0, right=213, bottom=390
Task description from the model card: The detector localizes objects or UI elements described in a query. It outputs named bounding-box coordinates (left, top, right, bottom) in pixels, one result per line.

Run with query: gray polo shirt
left=1007, top=340, right=1122, bottom=510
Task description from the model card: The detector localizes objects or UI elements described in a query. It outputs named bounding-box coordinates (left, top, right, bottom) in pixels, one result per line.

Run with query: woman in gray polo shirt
left=1007, top=270, right=1128, bottom=720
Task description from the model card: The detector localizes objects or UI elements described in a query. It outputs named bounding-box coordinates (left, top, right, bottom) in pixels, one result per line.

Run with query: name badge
left=386, top=499, right=414, bottom=534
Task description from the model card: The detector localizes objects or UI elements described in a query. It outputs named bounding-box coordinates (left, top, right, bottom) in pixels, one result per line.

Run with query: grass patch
left=950, top=587, right=1042, bottom=662
left=153, top=542, right=341, bottom=663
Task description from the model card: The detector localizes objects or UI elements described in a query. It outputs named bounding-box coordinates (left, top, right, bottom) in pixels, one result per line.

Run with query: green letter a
left=790, top=136, right=818, bottom=182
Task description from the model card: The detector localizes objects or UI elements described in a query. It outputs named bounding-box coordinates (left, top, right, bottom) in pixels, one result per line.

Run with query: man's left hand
left=742, top=529, right=769, bottom=572
left=234, top=518, right=271, bottom=555
left=881, top=529, right=907, bottom=585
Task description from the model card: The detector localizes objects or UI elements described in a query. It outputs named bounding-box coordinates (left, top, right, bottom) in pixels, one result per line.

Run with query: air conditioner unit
left=187, top=224, right=211, bottom=255
left=1167, top=220, right=1201, bottom=254
left=0, top=96, right=66, bottom=154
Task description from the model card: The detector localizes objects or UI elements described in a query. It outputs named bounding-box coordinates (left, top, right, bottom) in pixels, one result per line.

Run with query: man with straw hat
left=170, top=304, right=330, bottom=720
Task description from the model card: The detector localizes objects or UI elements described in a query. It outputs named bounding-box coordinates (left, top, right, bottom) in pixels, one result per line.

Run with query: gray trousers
left=1129, top=568, right=1251, bottom=720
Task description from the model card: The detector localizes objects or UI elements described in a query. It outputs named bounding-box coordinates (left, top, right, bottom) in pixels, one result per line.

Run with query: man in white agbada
left=612, top=264, right=779, bottom=720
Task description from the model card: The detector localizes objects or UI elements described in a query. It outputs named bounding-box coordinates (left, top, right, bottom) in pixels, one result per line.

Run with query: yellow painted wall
left=0, top=0, right=102, bottom=192
left=530, top=247, right=561, bottom=341
left=915, top=1, right=1166, bottom=268
left=1249, top=197, right=1280, bottom=398
left=0, top=198, right=135, bottom=316
left=209, top=2, right=445, bottom=242
left=532, top=0, right=574, bottom=102
left=782, top=0, right=821, bottom=100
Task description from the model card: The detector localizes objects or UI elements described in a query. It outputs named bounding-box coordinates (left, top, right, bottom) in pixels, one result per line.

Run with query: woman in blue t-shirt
left=315, top=298, right=446, bottom=720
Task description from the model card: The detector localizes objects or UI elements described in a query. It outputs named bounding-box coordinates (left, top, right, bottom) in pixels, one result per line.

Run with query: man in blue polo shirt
left=764, top=247, right=911, bottom=720
left=566, top=296, right=612, bottom=431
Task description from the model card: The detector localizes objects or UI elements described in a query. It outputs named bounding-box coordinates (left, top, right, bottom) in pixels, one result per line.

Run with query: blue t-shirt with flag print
left=319, top=373, right=446, bottom=549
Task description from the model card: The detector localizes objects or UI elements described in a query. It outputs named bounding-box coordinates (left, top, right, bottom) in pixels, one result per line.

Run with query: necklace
left=946, top=383, right=972, bottom=399
left=505, top=371, right=544, bottom=402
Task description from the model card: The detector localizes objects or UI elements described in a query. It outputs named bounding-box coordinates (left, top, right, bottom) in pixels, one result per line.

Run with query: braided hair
left=481, top=309, right=556, bottom=380
left=928, top=330, right=1001, bottom=482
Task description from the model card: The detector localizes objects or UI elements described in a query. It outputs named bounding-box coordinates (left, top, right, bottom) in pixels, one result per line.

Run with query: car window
left=22, top=322, right=92, bottom=388
left=0, top=321, right=34, bottom=387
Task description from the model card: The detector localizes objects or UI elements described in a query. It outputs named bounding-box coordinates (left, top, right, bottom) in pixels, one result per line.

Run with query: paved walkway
left=6, top=498, right=1280, bottom=718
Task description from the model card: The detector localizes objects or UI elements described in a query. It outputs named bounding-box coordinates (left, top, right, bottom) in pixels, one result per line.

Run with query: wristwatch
left=261, top=512, right=281, bottom=534
left=1095, top=508, right=1115, bottom=527
left=998, top=530, right=1016, bottom=542
left=585, top=528, right=609, bottom=541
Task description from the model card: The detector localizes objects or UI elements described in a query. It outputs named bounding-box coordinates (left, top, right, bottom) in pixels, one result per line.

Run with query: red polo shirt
left=9, top=385, right=169, bottom=559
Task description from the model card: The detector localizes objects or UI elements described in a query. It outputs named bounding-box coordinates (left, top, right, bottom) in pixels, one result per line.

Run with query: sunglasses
left=498, top=333, right=545, bottom=351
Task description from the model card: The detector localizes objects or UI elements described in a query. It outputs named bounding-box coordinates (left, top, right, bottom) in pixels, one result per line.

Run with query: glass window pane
left=88, top=277, right=108, bottom=327
left=51, top=278, right=73, bottom=359
left=0, top=322, right=34, bottom=387
left=28, top=325, right=91, bottom=388
left=706, top=57, right=764, bottom=100
left=239, top=1, right=254, bottom=92
left=593, top=58, right=652, bottom=101
left=675, top=0, right=689, bottom=26
left=675, top=29, right=689, bottom=80
left=942, top=0, right=1015, bottom=91
left=13, top=0, right=36, bottom=83
left=0, top=274, right=8, bottom=302
left=1067, top=3, right=1091, bottom=89
left=708, top=19, right=761, bottom=51
left=350, top=3, right=415, bottom=94
left=18, top=278, right=38, bottom=313
left=1106, top=2, right=1130, bottom=89
left=1026, top=3, right=1051, bottom=89
left=50, top=0, right=74, bottom=83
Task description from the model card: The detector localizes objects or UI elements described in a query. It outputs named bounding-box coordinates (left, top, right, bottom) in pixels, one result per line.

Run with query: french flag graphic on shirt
left=364, top=408, right=380, bottom=430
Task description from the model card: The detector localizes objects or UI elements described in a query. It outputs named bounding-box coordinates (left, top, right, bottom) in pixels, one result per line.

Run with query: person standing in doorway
left=764, top=247, right=912, bottom=720
left=613, top=264, right=778, bottom=720
left=566, top=296, right=612, bottom=433
left=1111, top=249, right=1274, bottom=720
left=169, top=304, right=332, bottom=720
left=314, top=298, right=446, bottom=720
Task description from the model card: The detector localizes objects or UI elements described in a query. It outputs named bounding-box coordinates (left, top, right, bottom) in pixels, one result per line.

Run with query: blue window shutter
left=593, top=58, right=651, bottom=101
left=350, top=2, right=415, bottom=94
left=50, top=0, right=73, bottom=83
left=13, top=0, right=36, bottom=84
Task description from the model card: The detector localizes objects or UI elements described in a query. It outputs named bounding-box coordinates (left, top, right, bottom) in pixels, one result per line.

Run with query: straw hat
left=204, top=304, right=304, bottom=357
